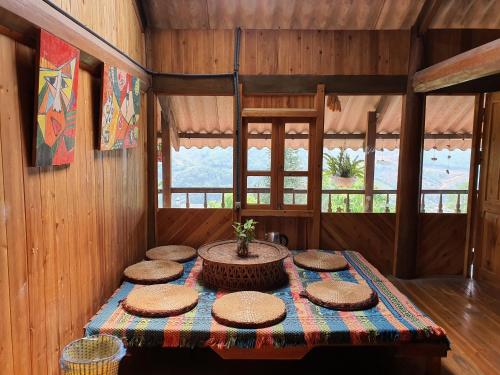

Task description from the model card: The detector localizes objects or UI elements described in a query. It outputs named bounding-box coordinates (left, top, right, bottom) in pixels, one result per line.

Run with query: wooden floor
left=391, top=276, right=500, bottom=375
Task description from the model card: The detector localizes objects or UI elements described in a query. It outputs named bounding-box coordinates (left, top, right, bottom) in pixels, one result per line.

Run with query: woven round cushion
left=294, top=250, right=348, bottom=272
left=146, top=245, right=197, bottom=263
left=301, top=280, right=378, bottom=311
left=212, top=291, right=286, bottom=328
left=123, top=260, right=183, bottom=284
left=122, top=284, right=198, bottom=317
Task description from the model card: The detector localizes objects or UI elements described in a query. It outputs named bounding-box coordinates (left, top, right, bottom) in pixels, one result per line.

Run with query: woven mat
left=212, top=291, right=286, bottom=328
left=123, top=260, right=183, bottom=284
left=122, top=284, right=198, bottom=318
left=294, top=250, right=348, bottom=271
left=146, top=245, right=197, bottom=263
left=302, top=280, right=378, bottom=311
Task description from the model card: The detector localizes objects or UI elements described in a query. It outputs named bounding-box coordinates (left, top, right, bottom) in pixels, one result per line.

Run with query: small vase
left=237, top=239, right=249, bottom=258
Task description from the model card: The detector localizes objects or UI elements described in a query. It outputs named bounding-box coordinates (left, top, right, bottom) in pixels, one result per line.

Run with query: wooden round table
left=198, top=240, right=289, bottom=291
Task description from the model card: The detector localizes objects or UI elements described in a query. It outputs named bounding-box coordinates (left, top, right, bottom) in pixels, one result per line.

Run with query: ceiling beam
left=413, top=38, right=500, bottom=93
left=375, top=95, right=391, bottom=125
left=240, top=75, right=407, bottom=95
left=0, top=0, right=151, bottom=89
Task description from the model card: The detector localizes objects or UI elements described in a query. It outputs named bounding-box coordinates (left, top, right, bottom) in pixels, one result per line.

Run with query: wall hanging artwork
left=34, top=29, right=80, bottom=166
left=99, top=64, right=140, bottom=150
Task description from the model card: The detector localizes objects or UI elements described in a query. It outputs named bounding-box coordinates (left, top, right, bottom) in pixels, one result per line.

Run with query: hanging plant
left=324, top=148, right=364, bottom=188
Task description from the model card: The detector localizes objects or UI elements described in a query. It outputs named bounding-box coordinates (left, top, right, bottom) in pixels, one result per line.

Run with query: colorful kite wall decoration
left=34, top=30, right=80, bottom=166
left=99, top=64, right=140, bottom=150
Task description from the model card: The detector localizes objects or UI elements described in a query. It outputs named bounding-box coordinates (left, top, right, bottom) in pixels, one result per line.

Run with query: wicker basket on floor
left=60, top=334, right=125, bottom=375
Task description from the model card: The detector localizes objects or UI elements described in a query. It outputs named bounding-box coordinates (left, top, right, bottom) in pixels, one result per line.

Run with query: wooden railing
left=162, top=187, right=467, bottom=212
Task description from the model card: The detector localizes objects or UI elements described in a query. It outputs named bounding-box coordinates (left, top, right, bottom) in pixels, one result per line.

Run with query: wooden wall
left=0, top=1, right=147, bottom=375
left=151, top=29, right=410, bottom=75
left=320, top=213, right=467, bottom=276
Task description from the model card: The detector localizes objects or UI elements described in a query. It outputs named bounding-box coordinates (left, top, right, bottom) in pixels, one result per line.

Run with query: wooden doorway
left=475, top=92, right=500, bottom=283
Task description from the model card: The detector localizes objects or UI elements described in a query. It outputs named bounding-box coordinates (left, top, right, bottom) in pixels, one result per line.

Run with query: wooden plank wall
left=157, top=209, right=233, bottom=247
left=320, top=213, right=467, bottom=276
left=417, top=214, right=467, bottom=276
left=0, top=1, right=147, bottom=375
left=150, top=29, right=410, bottom=75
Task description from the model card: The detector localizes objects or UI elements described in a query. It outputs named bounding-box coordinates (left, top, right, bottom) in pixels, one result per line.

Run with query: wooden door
left=476, top=92, right=500, bottom=283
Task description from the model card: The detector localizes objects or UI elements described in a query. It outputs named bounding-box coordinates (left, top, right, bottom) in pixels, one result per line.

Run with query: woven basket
left=60, top=334, right=125, bottom=375
left=198, top=240, right=289, bottom=291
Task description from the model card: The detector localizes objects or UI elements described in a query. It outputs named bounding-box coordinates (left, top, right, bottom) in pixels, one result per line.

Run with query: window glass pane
left=247, top=176, right=270, bottom=205
left=248, top=122, right=271, bottom=171
left=284, top=123, right=309, bottom=171
left=284, top=176, right=307, bottom=205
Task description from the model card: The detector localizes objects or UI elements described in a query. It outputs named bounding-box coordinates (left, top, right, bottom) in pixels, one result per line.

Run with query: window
left=321, top=95, right=402, bottom=213
left=157, top=96, right=234, bottom=208
left=420, top=95, right=475, bottom=213
left=243, top=117, right=314, bottom=211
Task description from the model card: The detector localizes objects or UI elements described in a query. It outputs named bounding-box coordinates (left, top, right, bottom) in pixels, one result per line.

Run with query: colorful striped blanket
left=85, top=251, right=448, bottom=349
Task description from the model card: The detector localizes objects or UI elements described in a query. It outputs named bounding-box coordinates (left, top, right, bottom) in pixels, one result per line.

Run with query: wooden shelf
left=241, top=209, right=314, bottom=218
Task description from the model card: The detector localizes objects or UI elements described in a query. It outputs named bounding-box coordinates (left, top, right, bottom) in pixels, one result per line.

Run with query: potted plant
left=324, top=148, right=364, bottom=188
left=232, top=219, right=257, bottom=257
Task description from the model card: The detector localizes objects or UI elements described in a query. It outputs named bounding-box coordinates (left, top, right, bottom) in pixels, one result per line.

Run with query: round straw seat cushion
left=146, top=245, right=197, bottom=263
left=301, top=280, right=378, bottom=311
left=294, top=250, right=348, bottom=272
left=212, top=291, right=286, bottom=328
left=122, top=284, right=198, bottom=317
left=123, top=260, right=183, bottom=284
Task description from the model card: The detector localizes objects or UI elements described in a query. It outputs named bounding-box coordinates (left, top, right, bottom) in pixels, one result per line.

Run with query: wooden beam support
left=242, top=108, right=318, bottom=118
left=0, top=0, right=150, bottom=89
left=170, top=132, right=472, bottom=141
left=152, top=74, right=234, bottom=95
left=240, top=75, right=407, bottom=95
left=310, top=84, right=326, bottom=248
left=415, top=0, right=442, bottom=36
left=414, top=38, right=500, bottom=93
left=161, top=112, right=172, bottom=208
left=364, top=112, right=377, bottom=212
left=463, top=94, right=485, bottom=277
left=394, top=28, right=426, bottom=278
left=158, top=96, right=181, bottom=150
left=147, top=92, right=159, bottom=248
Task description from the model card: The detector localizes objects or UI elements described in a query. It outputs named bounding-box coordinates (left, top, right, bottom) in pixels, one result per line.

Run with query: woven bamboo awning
left=159, top=95, right=474, bottom=151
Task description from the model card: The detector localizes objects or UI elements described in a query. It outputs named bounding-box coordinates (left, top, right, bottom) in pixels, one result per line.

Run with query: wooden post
left=310, top=84, right=326, bottom=248
left=393, top=27, right=425, bottom=278
left=161, top=112, right=171, bottom=208
left=463, top=94, right=485, bottom=277
left=147, top=92, right=159, bottom=248
left=364, top=111, right=377, bottom=212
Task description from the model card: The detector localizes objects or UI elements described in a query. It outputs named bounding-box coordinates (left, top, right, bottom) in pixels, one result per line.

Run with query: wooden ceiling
left=142, top=0, right=500, bottom=30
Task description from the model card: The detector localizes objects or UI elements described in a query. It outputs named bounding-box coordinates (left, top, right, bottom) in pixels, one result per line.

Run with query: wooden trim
left=147, top=92, right=159, bottom=248
left=0, top=0, right=150, bottom=89
left=152, top=74, right=234, bottom=95
left=310, top=84, right=326, bottom=248
left=364, top=111, right=377, bottom=212
left=240, top=75, right=407, bottom=95
left=414, top=38, right=500, bottom=92
left=463, top=94, right=484, bottom=277
left=394, top=28, right=425, bottom=278
left=161, top=112, right=171, bottom=208
left=272, top=119, right=283, bottom=209
left=241, top=209, right=314, bottom=218
left=242, top=108, right=318, bottom=118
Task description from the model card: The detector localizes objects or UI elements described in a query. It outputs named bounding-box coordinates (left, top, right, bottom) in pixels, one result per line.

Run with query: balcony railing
left=160, top=187, right=467, bottom=213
